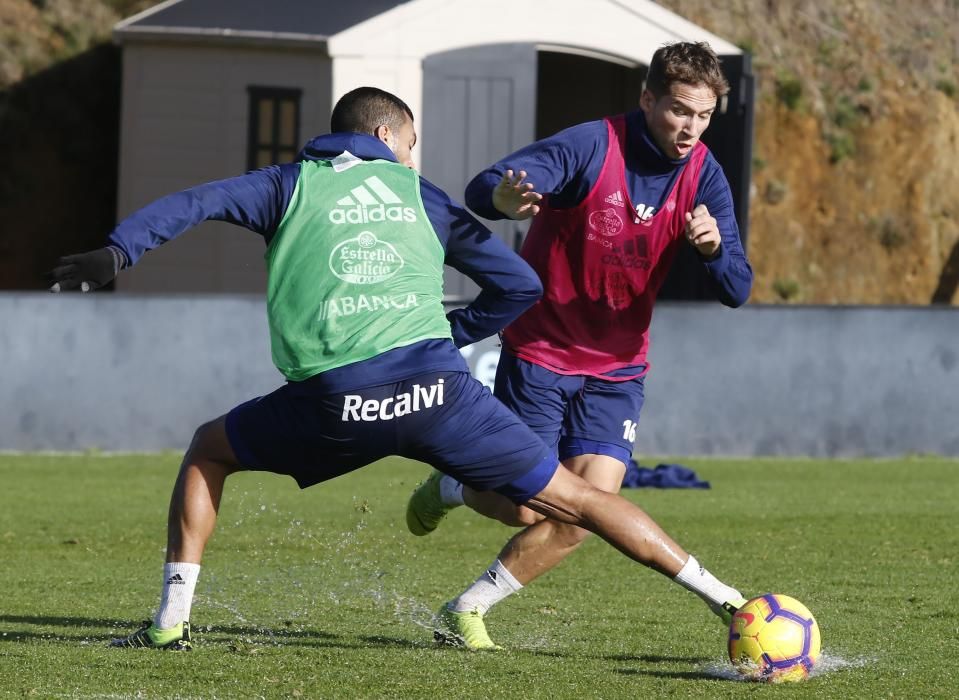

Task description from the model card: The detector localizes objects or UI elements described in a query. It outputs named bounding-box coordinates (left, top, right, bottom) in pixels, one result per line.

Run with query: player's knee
left=514, top=504, right=545, bottom=527
left=185, top=417, right=237, bottom=469
left=186, top=420, right=217, bottom=456
left=497, top=504, right=544, bottom=527
left=556, top=522, right=593, bottom=547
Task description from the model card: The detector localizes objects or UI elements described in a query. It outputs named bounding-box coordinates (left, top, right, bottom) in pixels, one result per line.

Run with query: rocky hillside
left=660, top=0, right=959, bottom=304
left=2, top=0, right=958, bottom=303
left=0, top=0, right=149, bottom=85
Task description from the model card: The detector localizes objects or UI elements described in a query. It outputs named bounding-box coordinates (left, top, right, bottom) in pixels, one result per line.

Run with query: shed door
left=421, top=44, right=536, bottom=302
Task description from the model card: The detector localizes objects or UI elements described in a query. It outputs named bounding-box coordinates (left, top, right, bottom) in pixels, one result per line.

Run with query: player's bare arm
left=492, top=169, right=543, bottom=220
left=684, top=203, right=721, bottom=258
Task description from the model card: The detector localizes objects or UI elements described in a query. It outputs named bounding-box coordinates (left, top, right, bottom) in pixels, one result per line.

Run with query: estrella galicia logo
left=330, top=231, right=404, bottom=284
left=588, top=208, right=624, bottom=237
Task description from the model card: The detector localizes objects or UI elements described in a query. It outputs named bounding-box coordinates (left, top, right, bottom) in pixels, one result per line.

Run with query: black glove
left=47, top=246, right=124, bottom=292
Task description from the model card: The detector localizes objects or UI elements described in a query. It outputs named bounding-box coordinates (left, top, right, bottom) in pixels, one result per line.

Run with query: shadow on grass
left=0, top=615, right=434, bottom=651
left=526, top=646, right=727, bottom=680
left=607, top=652, right=730, bottom=682
left=605, top=653, right=712, bottom=664
left=0, top=614, right=335, bottom=642
left=524, top=648, right=713, bottom=665
left=615, top=668, right=728, bottom=681
left=1, top=614, right=122, bottom=629
left=358, top=634, right=435, bottom=650
left=607, top=653, right=737, bottom=681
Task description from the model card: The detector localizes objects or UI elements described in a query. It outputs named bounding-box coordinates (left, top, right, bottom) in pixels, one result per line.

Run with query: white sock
left=154, top=562, right=201, bottom=629
left=439, top=474, right=464, bottom=506
left=450, top=559, right=523, bottom=615
left=673, top=555, right=742, bottom=609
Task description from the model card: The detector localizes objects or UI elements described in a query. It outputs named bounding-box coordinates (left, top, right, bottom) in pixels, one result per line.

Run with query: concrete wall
left=2, top=293, right=956, bottom=456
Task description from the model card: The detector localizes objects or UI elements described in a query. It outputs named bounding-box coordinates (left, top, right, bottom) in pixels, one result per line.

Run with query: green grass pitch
left=1, top=453, right=957, bottom=698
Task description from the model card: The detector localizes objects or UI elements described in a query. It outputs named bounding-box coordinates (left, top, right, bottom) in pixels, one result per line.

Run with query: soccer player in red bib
left=407, top=42, right=753, bottom=650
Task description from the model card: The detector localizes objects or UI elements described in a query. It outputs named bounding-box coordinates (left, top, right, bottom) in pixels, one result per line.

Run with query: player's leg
left=441, top=368, right=635, bottom=639
left=489, top=372, right=645, bottom=582
left=111, top=415, right=242, bottom=650
left=442, top=455, right=743, bottom=652
left=406, top=469, right=542, bottom=534
left=166, top=416, right=242, bottom=563
left=438, top=455, right=623, bottom=649
left=401, top=370, right=561, bottom=650
left=504, top=369, right=746, bottom=623
left=112, top=378, right=385, bottom=651
left=411, top=373, right=744, bottom=649
left=491, top=453, right=624, bottom=579
left=524, top=465, right=746, bottom=620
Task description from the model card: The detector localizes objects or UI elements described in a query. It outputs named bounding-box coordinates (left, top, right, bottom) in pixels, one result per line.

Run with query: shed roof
left=115, top=0, right=741, bottom=60
left=115, top=0, right=410, bottom=43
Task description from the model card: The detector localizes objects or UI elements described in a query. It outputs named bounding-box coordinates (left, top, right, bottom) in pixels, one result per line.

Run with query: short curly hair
left=644, top=41, right=729, bottom=99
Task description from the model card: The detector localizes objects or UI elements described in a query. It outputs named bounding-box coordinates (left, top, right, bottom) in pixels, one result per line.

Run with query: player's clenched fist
left=684, top=204, right=721, bottom=258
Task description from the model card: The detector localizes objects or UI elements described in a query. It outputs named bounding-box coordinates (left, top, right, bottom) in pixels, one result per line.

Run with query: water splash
left=703, top=651, right=878, bottom=682
left=809, top=652, right=878, bottom=676
left=191, top=494, right=441, bottom=648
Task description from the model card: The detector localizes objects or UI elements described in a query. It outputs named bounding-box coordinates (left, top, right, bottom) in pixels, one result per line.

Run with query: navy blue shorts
left=225, top=370, right=556, bottom=503
left=493, top=352, right=646, bottom=468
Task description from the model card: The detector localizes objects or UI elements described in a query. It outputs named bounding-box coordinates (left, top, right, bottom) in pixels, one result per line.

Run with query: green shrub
left=934, top=79, right=957, bottom=98
left=877, top=216, right=907, bottom=250
left=772, top=277, right=801, bottom=301
left=833, top=95, right=860, bottom=129
left=775, top=71, right=803, bottom=110
left=826, top=130, right=856, bottom=164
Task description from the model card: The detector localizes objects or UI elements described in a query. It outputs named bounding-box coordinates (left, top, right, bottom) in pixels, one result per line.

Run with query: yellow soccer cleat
left=109, top=620, right=193, bottom=651
left=406, top=470, right=454, bottom=536
left=433, top=604, right=502, bottom=651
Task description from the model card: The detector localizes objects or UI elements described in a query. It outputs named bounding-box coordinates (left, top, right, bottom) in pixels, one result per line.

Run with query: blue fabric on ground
left=621, top=460, right=710, bottom=489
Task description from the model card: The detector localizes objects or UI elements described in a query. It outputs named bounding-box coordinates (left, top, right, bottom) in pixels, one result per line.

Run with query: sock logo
left=487, top=569, right=498, bottom=583
left=166, top=573, right=185, bottom=585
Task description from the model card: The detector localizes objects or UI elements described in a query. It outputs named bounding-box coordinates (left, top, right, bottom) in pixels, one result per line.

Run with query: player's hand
left=47, top=247, right=122, bottom=292
left=684, top=204, right=721, bottom=258
left=492, top=169, right=543, bottom=221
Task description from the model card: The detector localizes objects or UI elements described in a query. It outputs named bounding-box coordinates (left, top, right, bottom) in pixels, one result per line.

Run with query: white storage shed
left=113, top=0, right=751, bottom=298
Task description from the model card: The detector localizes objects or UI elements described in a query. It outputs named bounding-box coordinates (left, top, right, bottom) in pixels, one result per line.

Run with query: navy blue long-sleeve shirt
left=465, top=110, right=753, bottom=307
left=107, top=132, right=542, bottom=391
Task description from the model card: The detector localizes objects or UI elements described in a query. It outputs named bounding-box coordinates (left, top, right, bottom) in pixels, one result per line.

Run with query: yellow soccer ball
left=728, top=593, right=822, bottom=683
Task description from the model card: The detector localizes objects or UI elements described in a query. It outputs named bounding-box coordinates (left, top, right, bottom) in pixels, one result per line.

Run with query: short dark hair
left=330, top=86, right=414, bottom=136
left=645, top=42, right=729, bottom=99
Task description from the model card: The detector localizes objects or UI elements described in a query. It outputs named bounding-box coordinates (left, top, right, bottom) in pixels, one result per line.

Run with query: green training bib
left=265, top=156, right=451, bottom=381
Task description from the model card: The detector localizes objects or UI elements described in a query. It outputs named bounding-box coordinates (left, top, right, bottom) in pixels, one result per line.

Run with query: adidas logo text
left=167, top=573, right=185, bottom=585
left=329, top=175, right=417, bottom=224
left=604, top=191, right=625, bottom=207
